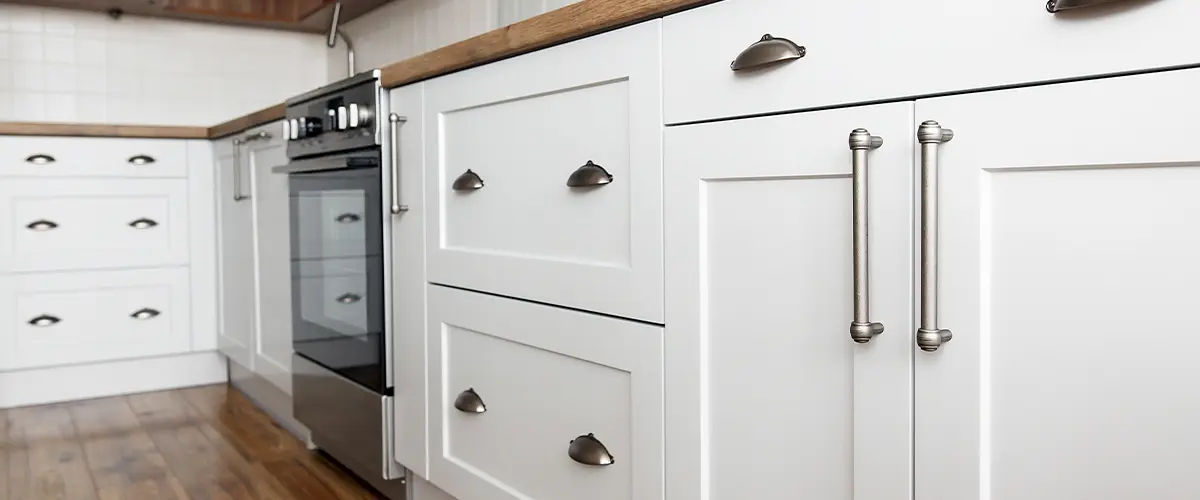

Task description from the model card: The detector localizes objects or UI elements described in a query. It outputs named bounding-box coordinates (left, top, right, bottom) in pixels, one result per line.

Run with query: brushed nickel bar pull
left=916, top=120, right=954, bottom=352
left=568, top=434, right=614, bottom=466
left=1046, top=0, right=1128, bottom=13
left=127, top=155, right=155, bottom=165
left=25, top=154, right=55, bottom=164
left=849, top=129, right=885, bottom=344
left=730, top=34, right=806, bottom=71
left=453, top=388, right=486, bottom=413
left=232, top=138, right=247, bottom=202
left=452, top=169, right=484, bottom=191
left=389, top=113, right=409, bottom=214
left=566, top=160, right=613, bottom=188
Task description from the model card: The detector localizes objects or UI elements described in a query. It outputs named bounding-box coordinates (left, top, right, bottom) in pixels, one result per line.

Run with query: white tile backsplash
left=0, top=4, right=329, bottom=125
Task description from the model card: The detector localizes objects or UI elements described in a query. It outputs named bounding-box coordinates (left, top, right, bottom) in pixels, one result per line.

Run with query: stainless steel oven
left=276, top=70, right=406, bottom=499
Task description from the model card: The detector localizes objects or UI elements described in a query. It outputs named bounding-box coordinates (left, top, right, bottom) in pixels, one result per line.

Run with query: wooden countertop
left=0, top=0, right=715, bottom=141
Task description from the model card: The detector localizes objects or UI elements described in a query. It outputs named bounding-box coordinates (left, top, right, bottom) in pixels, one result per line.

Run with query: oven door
left=287, top=153, right=386, bottom=394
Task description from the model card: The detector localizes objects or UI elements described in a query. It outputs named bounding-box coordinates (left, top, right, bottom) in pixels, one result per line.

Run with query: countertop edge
left=0, top=0, right=716, bottom=141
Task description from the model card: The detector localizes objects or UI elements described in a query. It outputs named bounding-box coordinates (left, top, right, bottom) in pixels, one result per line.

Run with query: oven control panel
left=285, top=72, right=381, bottom=160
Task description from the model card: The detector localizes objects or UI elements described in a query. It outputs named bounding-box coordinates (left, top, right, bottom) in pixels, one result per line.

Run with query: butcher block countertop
left=0, top=0, right=715, bottom=141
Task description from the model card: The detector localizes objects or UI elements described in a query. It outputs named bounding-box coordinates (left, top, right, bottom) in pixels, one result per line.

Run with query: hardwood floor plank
left=294, top=452, right=383, bottom=500
left=260, top=457, right=342, bottom=500
left=185, top=386, right=305, bottom=463
left=67, top=398, right=176, bottom=493
left=126, top=391, right=205, bottom=429
left=144, top=423, right=257, bottom=500
left=95, top=477, right=189, bottom=500
left=7, top=404, right=98, bottom=500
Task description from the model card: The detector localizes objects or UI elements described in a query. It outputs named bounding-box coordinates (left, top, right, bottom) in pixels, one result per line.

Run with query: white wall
left=330, top=0, right=579, bottom=81
left=0, top=4, right=328, bottom=125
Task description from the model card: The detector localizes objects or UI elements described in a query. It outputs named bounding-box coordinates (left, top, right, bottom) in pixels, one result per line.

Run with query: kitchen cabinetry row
left=0, top=136, right=222, bottom=408
left=388, top=1, right=1200, bottom=499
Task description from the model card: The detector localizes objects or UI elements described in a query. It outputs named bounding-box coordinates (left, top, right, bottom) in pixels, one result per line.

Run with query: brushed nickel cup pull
left=916, top=120, right=954, bottom=352
left=1046, top=0, right=1128, bottom=12
left=568, top=433, right=614, bottom=466
left=128, top=218, right=158, bottom=229
left=335, top=293, right=362, bottom=304
left=127, top=155, right=155, bottom=165
left=390, top=113, right=410, bottom=214
left=453, top=388, right=487, bottom=413
left=452, top=169, right=484, bottom=191
left=849, top=129, right=885, bottom=344
left=566, top=160, right=613, bottom=188
left=730, top=34, right=806, bottom=71
left=335, top=213, right=361, bottom=224
left=130, top=308, right=160, bottom=320
left=26, top=219, right=59, bottom=231
left=25, top=154, right=55, bottom=164
left=28, top=314, right=61, bottom=327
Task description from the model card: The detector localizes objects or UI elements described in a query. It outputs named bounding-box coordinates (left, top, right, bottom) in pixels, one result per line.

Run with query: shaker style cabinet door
left=247, top=133, right=293, bottom=394
left=215, top=139, right=256, bottom=370
left=914, top=68, right=1200, bottom=500
left=664, top=101, right=914, bottom=500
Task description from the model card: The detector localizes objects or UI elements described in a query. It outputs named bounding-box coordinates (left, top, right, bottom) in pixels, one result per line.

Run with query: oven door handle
left=273, top=155, right=379, bottom=174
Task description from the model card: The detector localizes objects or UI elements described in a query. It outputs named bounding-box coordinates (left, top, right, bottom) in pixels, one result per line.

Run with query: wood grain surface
left=380, top=0, right=717, bottom=88
left=0, top=0, right=716, bottom=141
left=0, top=384, right=381, bottom=500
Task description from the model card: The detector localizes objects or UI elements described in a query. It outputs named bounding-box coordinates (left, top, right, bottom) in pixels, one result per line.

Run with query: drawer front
left=0, top=137, right=188, bottom=177
left=427, top=285, right=663, bottom=500
left=426, top=21, right=664, bottom=323
left=0, top=179, right=189, bottom=272
left=664, top=0, right=1200, bottom=124
left=0, top=268, right=192, bottom=371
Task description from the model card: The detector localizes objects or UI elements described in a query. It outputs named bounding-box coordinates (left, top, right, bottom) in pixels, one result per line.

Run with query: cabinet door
left=216, top=141, right=255, bottom=370
left=665, top=102, right=914, bottom=500
left=915, top=68, right=1200, bottom=500
left=390, top=83, right=429, bottom=478
left=248, top=133, right=293, bottom=394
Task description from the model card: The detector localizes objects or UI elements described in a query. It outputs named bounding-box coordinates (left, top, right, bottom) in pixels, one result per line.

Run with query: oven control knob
left=288, top=118, right=300, bottom=140
left=336, top=106, right=348, bottom=131
left=297, top=117, right=323, bottom=138
left=349, top=103, right=370, bottom=128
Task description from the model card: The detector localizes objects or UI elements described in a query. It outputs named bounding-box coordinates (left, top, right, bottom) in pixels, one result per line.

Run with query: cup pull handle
left=730, top=34, right=806, bottom=71
left=452, top=169, right=484, bottom=191
left=568, top=433, right=614, bottom=466
left=29, top=315, right=61, bottom=327
left=128, top=218, right=158, bottom=229
left=849, top=129, right=885, bottom=344
left=26, top=219, right=59, bottom=231
left=25, top=154, right=55, bottom=164
left=454, top=388, right=487, bottom=413
left=130, top=308, right=160, bottom=320
left=566, top=160, right=613, bottom=188
left=335, top=213, right=361, bottom=224
left=128, top=155, right=155, bottom=165
left=916, top=120, right=954, bottom=352
left=335, top=293, right=362, bottom=304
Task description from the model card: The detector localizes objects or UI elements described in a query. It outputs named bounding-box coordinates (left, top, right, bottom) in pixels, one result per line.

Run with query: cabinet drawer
left=0, top=137, right=188, bottom=177
left=0, top=179, right=189, bottom=272
left=0, top=268, right=192, bottom=371
left=427, top=285, right=663, bottom=500
left=664, top=0, right=1200, bottom=124
left=425, top=21, right=664, bottom=323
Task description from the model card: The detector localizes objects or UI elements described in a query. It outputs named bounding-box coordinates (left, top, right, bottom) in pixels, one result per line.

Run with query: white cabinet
left=424, top=20, right=664, bottom=323
left=215, top=123, right=294, bottom=394
left=914, top=68, right=1200, bottom=500
left=0, top=179, right=189, bottom=273
left=390, top=82, right=430, bottom=478
left=663, top=0, right=1200, bottom=124
left=665, top=102, right=914, bottom=500
left=426, top=285, right=663, bottom=500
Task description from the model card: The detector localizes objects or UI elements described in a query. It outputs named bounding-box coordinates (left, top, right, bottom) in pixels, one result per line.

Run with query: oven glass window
left=289, top=165, right=386, bottom=392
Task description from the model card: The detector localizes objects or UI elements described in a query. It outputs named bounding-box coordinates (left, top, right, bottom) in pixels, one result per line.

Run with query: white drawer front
left=0, top=137, right=188, bottom=177
left=0, top=268, right=192, bottom=371
left=427, top=286, right=663, bottom=500
left=0, top=179, right=189, bottom=272
left=426, top=21, right=664, bottom=323
left=664, top=0, right=1200, bottom=124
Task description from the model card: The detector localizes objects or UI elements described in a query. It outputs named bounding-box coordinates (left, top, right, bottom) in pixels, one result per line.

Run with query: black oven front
left=284, top=150, right=386, bottom=394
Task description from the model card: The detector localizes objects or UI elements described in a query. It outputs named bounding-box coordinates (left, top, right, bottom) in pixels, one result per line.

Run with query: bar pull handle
left=232, top=138, right=247, bottom=202
left=568, top=434, right=614, bottom=466
left=390, top=113, right=409, bottom=214
left=849, top=129, right=885, bottom=344
left=730, top=34, right=806, bottom=71
left=917, top=120, right=954, bottom=352
left=1046, top=0, right=1129, bottom=13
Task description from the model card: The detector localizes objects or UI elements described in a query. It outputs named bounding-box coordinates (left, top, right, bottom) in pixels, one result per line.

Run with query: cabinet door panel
left=915, top=68, right=1200, bottom=500
left=249, top=136, right=294, bottom=394
left=216, top=145, right=255, bottom=370
left=665, top=102, right=914, bottom=500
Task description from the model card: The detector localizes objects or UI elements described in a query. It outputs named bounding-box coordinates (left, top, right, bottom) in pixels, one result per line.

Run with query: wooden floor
left=0, top=384, right=385, bottom=500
